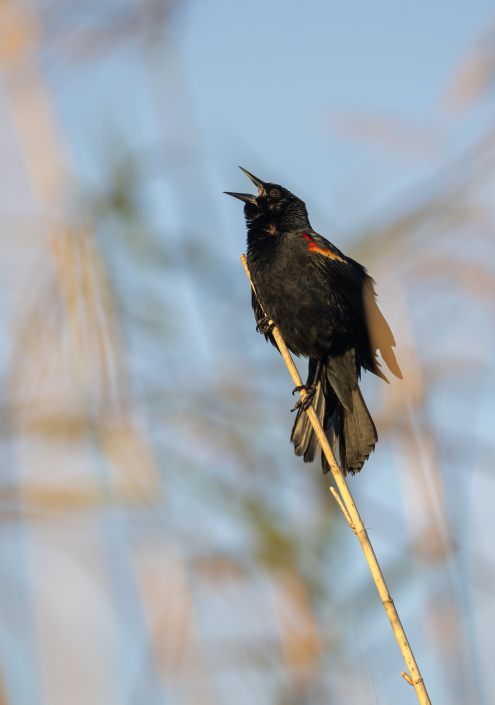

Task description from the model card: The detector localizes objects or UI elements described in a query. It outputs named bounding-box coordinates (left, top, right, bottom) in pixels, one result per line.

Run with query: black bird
left=225, top=167, right=402, bottom=475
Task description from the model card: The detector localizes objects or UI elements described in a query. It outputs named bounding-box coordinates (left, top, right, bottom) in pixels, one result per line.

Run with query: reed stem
left=240, top=254, right=431, bottom=705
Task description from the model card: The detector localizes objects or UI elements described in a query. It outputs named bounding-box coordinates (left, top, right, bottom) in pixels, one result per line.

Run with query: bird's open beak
left=224, top=167, right=266, bottom=203
left=239, top=167, right=266, bottom=194
left=224, top=191, right=258, bottom=204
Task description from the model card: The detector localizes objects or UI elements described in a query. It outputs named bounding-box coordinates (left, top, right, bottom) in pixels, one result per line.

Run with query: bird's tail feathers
left=290, top=356, right=378, bottom=475
left=340, top=387, right=377, bottom=474
left=291, top=360, right=329, bottom=463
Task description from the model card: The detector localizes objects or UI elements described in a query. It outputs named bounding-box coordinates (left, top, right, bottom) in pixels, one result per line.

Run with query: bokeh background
left=0, top=1, right=495, bottom=703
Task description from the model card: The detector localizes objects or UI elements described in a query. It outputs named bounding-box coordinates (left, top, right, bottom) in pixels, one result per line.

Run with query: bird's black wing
left=307, top=232, right=402, bottom=380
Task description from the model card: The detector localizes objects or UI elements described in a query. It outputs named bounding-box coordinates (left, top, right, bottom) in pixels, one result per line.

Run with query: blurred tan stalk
left=0, top=0, right=161, bottom=508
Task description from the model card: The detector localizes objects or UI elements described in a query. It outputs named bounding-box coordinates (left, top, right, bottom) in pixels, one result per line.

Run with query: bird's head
left=225, top=167, right=310, bottom=233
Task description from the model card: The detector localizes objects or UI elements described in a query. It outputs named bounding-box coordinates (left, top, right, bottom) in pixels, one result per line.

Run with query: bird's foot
left=256, top=315, right=275, bottom=336
left=291, top=384, right=317, bottom=412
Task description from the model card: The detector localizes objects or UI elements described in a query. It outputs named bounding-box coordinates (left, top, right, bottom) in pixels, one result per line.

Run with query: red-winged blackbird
left=226, top=167, right=402, bottom=475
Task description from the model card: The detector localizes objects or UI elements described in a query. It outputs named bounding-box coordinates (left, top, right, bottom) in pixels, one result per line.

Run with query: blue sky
left=174, top=0, right=495, bottom=235
left=52, top=0, right=495, bottom=243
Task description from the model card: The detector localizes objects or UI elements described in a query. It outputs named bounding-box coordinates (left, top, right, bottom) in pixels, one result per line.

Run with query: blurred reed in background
left=0, top=2, right=494, bottom=704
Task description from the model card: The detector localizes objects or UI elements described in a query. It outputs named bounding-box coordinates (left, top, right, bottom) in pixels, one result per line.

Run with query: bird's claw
left=292, top=385, right=307, bottom=396
left=256, top=315, right=275, bottom=335
left=291, top=384, right=316, bottom=412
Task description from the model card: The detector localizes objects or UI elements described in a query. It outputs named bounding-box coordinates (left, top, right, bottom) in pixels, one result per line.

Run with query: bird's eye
left=270, top=189, right=280, bottom=198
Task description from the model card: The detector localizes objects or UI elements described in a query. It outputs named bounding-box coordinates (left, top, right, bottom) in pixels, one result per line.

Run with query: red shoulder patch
left=301, top=234, right=344, bottom=262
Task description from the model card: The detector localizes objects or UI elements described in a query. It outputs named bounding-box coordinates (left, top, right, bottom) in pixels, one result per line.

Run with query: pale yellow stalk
left=241, top=254, right=431, bottom=705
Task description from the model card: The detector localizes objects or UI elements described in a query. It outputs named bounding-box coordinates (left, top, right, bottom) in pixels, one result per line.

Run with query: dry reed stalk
left=240, top=254, right=431, bottom=705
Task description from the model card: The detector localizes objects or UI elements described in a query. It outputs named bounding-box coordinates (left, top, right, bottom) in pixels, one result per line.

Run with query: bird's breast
left=247, top=232, right=350, bottom=357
